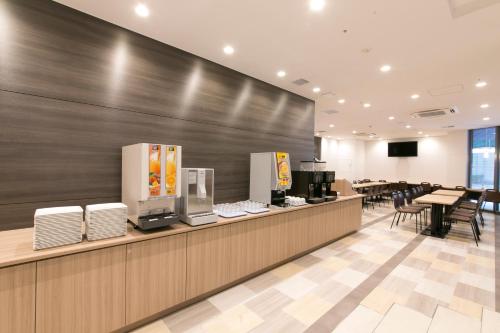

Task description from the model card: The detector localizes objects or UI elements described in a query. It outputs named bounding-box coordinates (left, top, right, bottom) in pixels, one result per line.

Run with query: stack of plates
left=85, top=203, right=128, bottom=241
left=33, top=206, right=83, bottom=250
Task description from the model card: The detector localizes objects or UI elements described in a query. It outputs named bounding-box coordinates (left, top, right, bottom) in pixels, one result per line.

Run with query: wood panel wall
left=0, top=0, right=314, bottom=230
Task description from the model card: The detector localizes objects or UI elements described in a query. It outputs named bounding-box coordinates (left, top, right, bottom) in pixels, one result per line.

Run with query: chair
left=446, top=197, right=483, bottom=246
left=455, top=186, right=466, bottom=190
left=421, top=182, right=432, bottom=194
left=398, top=181, right=408, bottom=191
left=391, top=191, right=424, bottom=233
left=364, top=186, right=375, bottom=209
left=459, top=190, right=487, bottom=227
left=432, top=184, right=442, bottom=191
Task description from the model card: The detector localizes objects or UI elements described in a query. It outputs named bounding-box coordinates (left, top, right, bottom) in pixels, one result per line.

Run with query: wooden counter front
left=0, top=195, right=363, bottom=333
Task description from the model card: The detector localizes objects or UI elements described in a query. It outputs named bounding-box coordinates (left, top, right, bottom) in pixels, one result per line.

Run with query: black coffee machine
left=322, top=171, right=337, bottom=201
left=289, top=171, right=325, bottom=204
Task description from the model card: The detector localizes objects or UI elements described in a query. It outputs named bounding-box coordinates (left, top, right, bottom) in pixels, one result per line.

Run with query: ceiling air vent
left=292, top=78, right=309, bottom=86
left=322, top=109, right=339, bottom=115
left=411, top=107, right=459, bottom=119
left=354, top=132, right=376, bottom=137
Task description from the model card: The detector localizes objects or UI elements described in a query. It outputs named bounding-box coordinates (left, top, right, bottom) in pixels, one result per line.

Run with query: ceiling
left=55, top=0, right=500, bottom=140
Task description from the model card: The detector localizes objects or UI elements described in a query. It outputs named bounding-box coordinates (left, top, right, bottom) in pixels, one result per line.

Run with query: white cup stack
left=85, top=203, right=128, bottom=241
left=33, top=206, right=83, bottom=250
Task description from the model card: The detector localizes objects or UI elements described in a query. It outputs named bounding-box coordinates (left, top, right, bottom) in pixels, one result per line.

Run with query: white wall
left=321, top=130, right=468, bottom=186
left=321, top=138, right=365, bottom=181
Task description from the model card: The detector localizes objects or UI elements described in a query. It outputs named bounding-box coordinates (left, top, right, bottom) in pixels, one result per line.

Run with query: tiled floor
left=133, top=203, right=499, bottom=333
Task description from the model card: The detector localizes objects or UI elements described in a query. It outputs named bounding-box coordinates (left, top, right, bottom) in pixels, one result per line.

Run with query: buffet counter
left=0, top=195, right=363, bottom=333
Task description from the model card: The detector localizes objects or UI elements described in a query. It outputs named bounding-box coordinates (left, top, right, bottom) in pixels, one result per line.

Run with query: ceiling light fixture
left=388, top=116, right=395, bottom=120
left=405, top=125, right=411, bottom=129
left=313, top=87, right=321, bottom=93
left=363, top=103, right=371, bottom=108
left=277, top=70, right=286, bottom=78
left=352, top=130, right=357, bottom=134
left=329, top=124, right=335, bottom=128
left=223, top=45, right=234, bottom=55
left=309, top=0, right=326, bottom=12
left=134, top=3, right=150, bottom=17
left=480, top=104, right=489, bottom=109
left=418, top=131, right=423, bottom=135
left=425, top=134, right=429, bottom=137
left=380, top=65, right=392, bottom=72
left=338, top=99, right=346, bottom=104
left=483, top=117, right=490, bottom=121
left=327, top=135, right=332, bottom=138
left=475, top=80, right=487, bottom=88
left=411, top=94, right=420, bottom=100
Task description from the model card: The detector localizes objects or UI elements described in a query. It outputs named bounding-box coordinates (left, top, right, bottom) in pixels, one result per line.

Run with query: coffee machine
left=289, top=171, right=325, bottom=204
left=250, top=152, right=292, bottom=207
left=180, top=168, right=218, bottom=226
left=122, top=143, right=182, bottom=230
left=322, top=171, right=337, bottom=201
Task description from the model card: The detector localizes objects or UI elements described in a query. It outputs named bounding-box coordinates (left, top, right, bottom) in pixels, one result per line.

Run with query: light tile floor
left=133, top=203, right=499, bottom=333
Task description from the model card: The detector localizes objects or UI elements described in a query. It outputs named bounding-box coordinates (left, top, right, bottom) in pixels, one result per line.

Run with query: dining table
left=432, top=189, right=466, bottom=197
left=352, top=181, right=387, bottom=189
left=414, top=194, right=460, bottom=238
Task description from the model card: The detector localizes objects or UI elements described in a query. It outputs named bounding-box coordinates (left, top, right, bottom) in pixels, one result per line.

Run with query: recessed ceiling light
left=223, top=45, right=234, bottom=55
left=480, top=104, right=489, bottom=109
left=338, top=99, right=346, bottom=104
left=277, top=70, right=286, bottom=78
left=380, top=65, right=392, bottom=72
left=405, top=125, right=412, bottom=129
left=388, top=116, right=395, bottom=120
left=475, top=80, right=487, bottom=88
left=425, top=134, right=429, bottom=137
left=327, top=135, right=331, bottom=138
left=363, top=103, right=371, bottom=108
left=313, top=87, right=321, bottom=93
left=329, top=124, right=335, bottom=128
left=483, top=117, right=490, bottom=121
left=369, top=135, right=374, bottom=139
left=309, top=0, right=326, bottom=12
left=315, top=132, right=320, bottom=136
left=418, top=131, right=423, bottom=135
left=411, top=94, right=420, bottom=100
left=134, top=3, right=150, bottom=17
left=352, top=130, right=357, bottom=134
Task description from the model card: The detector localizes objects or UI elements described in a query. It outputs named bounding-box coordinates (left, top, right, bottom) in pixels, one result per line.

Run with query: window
left=468, top=127, right=499, bottom=212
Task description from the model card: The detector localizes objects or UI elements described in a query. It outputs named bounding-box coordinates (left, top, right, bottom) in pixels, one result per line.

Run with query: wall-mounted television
left=388, top=141, right=418, bottom=157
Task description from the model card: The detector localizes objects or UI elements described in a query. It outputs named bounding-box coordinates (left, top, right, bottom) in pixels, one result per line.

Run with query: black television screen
left=388, top=141, right=418, bottom=157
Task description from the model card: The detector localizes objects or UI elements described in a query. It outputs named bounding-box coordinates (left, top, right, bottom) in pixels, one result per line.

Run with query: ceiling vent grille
left=411, top=107, right=459, bottom=119
left=322, top=109, right=339, bottom=115
left=292, top=78, right=309, bottom=86
left=354, top=132, right=376, bottom=137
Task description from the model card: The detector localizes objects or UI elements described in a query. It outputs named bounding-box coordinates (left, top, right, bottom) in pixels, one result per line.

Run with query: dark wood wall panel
left=0, top=0, right=314, bottom=230
left=0, top=0, right=313, bottom=140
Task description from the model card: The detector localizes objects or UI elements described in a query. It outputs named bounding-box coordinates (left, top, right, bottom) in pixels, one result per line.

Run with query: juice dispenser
left=122, top=143, right=182, bottom=230
left=249, top=152, right=292, bottom=206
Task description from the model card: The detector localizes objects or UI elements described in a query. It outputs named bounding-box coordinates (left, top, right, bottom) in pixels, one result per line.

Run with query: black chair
left=459, top=190, right=487, bottom=227
left=432, top=184, right=442, bottom=192
left=391, top=191, right=424, bottom=233
left=446, top=196, right=483, bottom=246
left=421, top=182, right=432, bottom=194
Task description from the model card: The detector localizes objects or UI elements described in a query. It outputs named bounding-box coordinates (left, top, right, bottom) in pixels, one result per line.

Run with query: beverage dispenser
left=122, top=143, right=182, bottom=230
left=180, top=168, right=218, bottom=226
left=249, top=152, right=292, bottom=207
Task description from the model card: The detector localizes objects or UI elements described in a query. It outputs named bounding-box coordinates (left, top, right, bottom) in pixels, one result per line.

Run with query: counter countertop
left=0, top=194, right=363, bottom=268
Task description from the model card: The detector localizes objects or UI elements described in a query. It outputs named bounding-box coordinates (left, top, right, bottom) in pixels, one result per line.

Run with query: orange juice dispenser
left=249, top=152, right=292, bottom=207
left=122, top=143, right=182, bottom=230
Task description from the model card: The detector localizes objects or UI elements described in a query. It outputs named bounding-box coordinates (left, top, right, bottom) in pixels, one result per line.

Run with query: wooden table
left=432, top=189, right=466, bottom=197
left=352, top=182, right=387, bottom=189
left=414, top=194, right=459, bottom=238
